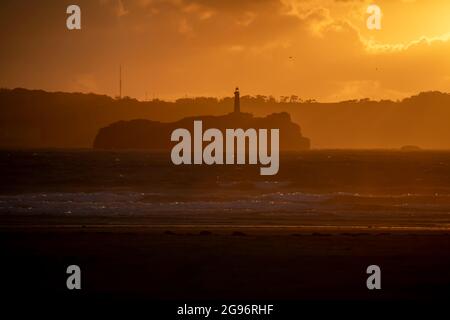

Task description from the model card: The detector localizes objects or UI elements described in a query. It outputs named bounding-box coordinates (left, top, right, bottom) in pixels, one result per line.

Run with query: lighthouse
left=234, top=87, right=240, bottom=113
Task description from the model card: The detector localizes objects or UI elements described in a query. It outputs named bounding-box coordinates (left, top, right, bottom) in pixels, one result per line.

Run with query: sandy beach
left=1, top=217, right=449, bottom=302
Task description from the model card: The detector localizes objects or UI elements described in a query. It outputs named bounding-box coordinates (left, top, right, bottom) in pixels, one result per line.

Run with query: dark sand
left=1, top=217, right=449, bottom=302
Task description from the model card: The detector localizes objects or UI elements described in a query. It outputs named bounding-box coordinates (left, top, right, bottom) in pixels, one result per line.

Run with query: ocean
left=1, top=149, right=450, bottom=228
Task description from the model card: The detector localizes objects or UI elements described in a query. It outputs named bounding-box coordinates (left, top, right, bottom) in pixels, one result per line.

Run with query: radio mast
left=119, top=65, right=122, bottom=99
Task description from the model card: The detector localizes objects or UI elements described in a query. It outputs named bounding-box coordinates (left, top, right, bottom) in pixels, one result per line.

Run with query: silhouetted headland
left=93, top=111, right=310, bottom=150
left=94, top=87, right=310, bottom=151
left=3, top=88, right=450, bottom=149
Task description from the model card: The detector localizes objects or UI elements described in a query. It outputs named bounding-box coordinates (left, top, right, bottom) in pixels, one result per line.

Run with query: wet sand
left=1, top=217, right=449, bottom=302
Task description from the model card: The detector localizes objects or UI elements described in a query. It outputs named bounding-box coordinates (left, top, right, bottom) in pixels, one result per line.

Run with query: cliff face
left=93, top=112, right=310, bottom=151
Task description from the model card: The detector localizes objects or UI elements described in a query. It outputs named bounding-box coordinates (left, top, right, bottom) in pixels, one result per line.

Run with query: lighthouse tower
left=234, top=87, right=240, bottom=113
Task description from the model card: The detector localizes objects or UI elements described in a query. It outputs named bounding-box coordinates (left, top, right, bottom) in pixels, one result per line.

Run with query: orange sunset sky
left=1, top=0, right=450, bottom=101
